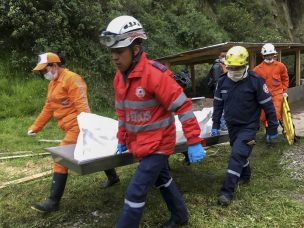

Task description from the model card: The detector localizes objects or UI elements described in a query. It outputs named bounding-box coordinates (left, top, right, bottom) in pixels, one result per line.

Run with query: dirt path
left=290, top=100, right=304, bottom=137
left=281, top=143, right=304, bottom=180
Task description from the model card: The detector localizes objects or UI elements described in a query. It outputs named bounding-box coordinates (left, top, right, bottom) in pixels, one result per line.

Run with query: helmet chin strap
left=125, top=45, right=143, bottom=72
left=122, top=45, right=144, bottom=81
left=132, top=45, right=143, bottom=63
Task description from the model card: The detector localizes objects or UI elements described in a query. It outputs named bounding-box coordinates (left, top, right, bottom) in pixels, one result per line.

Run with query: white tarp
left=74, top=108, right=213, bottom=161
left=74, top=113, right=118, bottom=161
left=175, top=107, right=213, bottom=142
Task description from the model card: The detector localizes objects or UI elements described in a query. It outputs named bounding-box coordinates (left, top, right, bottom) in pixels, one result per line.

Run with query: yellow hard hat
left=224, top=46, right=249, bottom=67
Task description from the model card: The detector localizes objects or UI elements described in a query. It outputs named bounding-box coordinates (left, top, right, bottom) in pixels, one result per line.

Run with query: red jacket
left=30, top=69, right=90, bottom=132
left=253, top=60, right=289, bottom=96
left=114, top=52, right=202, bottom=159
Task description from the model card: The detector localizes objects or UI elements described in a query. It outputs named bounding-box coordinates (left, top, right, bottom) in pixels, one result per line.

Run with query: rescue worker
left=254, top=43, right=289, bottom=131
left=210, top=46, right=278, bottom=206
left=207, top=50, right=227, bottom=95
left=206, top=51, right=228, bottom=131
left=100, top=15, right=206, bottom=227
left=28, top=52, right=119, bottom=213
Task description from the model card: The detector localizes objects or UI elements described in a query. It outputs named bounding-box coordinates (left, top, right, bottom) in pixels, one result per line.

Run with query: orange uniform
left=254, top=60, right=289, bottom=125
left=30, top=69, right=90, bottom=173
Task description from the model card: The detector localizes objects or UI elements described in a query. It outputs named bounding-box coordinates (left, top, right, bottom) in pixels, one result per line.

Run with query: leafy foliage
left=217, top=1, right=288, bottom=42
left=0, top=0, right=291, bottom=112
left=0, top=0, right=105, bottom=71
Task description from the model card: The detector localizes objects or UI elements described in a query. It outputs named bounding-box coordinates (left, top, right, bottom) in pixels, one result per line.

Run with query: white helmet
left=261, top=43, right=277, bottom=55
left=100, top=15, right=147, bottom=48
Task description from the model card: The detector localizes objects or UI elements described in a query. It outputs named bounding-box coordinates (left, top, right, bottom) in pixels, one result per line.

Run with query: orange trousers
left=53, top=124, right=79, bottom=174
left=260, top=94, right=282, bottom=127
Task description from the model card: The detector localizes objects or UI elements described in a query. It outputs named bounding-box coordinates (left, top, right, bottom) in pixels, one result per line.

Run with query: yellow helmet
left=224, top=46, right=249, bottom=67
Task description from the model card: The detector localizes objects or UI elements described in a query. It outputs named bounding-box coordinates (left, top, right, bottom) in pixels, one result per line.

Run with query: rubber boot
left=116, top=203, right=144, bottom=228
left=182, top=152, right=190, bottom=166
left=31, top=173, right=68, bottom=213
left=160, top=181, right=188, bottom=227
left=100, top=168, right=120, bottom=189
left=239, top=165, right=251, bottom=185
left=218, top=173, right=239, bottom=207
left=218, top=194, right=232, bottom=207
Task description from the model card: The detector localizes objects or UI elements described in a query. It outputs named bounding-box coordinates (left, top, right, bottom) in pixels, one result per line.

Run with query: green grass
left=0, top=65, right=48, bottom=119
left=1, top=59, right=304, bottom=227
left=1, top=134, right=304, bottom=227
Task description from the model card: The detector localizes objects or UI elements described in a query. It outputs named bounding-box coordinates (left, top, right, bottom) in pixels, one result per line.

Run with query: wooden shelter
left=156, top=42, right=304, bottom=96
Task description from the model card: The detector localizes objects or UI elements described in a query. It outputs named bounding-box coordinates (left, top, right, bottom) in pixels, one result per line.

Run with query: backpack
left=173, top=70, right=192, bottom=89
left=206, top=62, right=226, bottom=91
left=206, top=65, right=215, bottom=91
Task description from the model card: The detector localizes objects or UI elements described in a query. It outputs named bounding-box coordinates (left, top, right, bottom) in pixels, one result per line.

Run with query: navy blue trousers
left=220, top=127, right=256, bottom=198
left=116, top=154, right=188, bottom=228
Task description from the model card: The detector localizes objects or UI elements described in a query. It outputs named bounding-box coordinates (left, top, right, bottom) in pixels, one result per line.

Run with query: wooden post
left=190, top=64, right=196, bottom=96
left=295, top=49, right=301, bottom=86
left=164, top=62, right=171, bottom=70
left=277, top=50, right=282, bottom=62
left=249, top=51, right=256, bottom=69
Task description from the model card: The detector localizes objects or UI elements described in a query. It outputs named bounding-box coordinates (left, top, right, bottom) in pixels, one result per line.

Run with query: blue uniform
left=212, top=70, right=278, bottom=198
left=117, top=154, right=188, bottom=227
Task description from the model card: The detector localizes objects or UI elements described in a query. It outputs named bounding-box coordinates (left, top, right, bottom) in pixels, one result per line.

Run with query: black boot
left=182, top=152, right=190, bottom=165
left=239, top=162, right=251, bottom=185
left=160, top=180, right=188, bottom=227
left=218, top=171, right=239, bottom=207
left=218, top=194, right=232, bottom=207
left=31, top=173, right=68, bottom=213
left=162, top=218, right=188, bottom=228
left=100, top=168, right=120, bottom=189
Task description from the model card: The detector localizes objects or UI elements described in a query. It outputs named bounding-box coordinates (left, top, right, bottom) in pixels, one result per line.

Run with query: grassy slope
left=1, top=136, right=304, bottom=227
left=1, top=62, right=304, bottom=227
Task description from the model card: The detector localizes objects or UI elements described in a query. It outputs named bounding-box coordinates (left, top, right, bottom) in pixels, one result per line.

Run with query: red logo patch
left=136, top=87, right=145, bottom=98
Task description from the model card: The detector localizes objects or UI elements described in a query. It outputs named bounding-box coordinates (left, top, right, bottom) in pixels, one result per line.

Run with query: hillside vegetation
left=1, top=0, right=304, bottom=111
left=1, top=1, right=304, bottom=227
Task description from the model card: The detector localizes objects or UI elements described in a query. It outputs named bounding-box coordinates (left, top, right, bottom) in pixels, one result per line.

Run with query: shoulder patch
left=151, top=61, right=167, bottom=72
left=263, top=84, right=269, bottom=93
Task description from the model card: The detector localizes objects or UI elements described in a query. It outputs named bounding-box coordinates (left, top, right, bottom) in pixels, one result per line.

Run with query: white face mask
left=227, top=66, right=248, bottom=82
left=44, top=71, right=58, bottom=81
left=264, top=59, right=274, bottom=64
left=219, top=57, right=225, bottom=63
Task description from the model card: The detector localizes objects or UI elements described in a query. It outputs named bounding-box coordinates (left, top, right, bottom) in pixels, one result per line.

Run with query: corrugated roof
left=156, top=42, right=304, bottom=65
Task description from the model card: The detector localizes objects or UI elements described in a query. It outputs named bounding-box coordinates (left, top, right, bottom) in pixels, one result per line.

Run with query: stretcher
left=281, top=97, right=295, bottom=145
left=46, top=133, right=229, bottom=175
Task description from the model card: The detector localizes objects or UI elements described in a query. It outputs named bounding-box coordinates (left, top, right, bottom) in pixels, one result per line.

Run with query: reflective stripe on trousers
left=116, top=154, right=186, bottom=228
left=220, top=128, right=256, bottom=197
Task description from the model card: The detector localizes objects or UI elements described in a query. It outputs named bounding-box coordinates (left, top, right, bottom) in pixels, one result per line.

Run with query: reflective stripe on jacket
left=30, top=69, right=90, bottom=132
left=114, top=52, right=201, bottom=159
left=253, top=60, right=289, bottom=96
left=212, top=70, right=278, bottom=134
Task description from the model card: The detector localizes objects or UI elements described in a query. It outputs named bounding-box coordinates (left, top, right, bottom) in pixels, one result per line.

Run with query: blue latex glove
left=117, top=144, right=128, bottom=154
left=210, top=128, right=220, bottom=136
left=265, top=133, right=278, bottom=143
left=187, top=143, right=206, bottom=164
